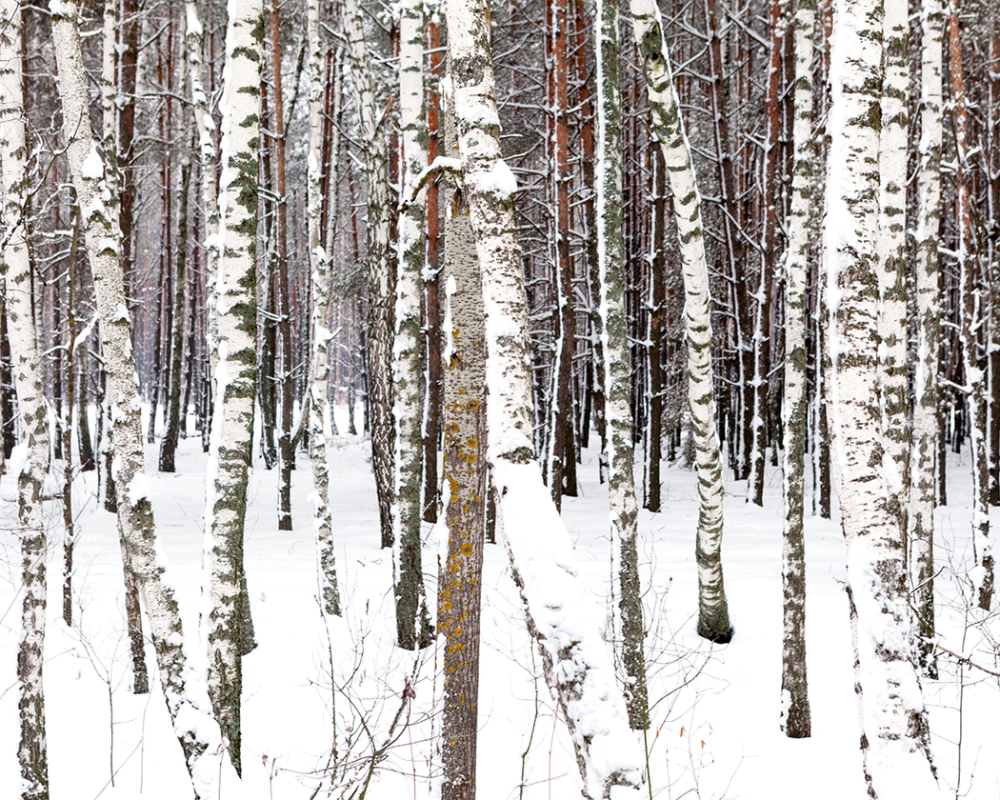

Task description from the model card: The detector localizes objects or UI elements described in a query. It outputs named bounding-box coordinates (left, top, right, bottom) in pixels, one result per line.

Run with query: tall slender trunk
left=910, top=0, right=943, bottom=675
left=596, top=0, right=649, bottom=729
left=307, top=0, right=341, bottom=616
left=203, top=0, right=264, bottom=774
left=779, top=0, right=814, bottom=739
left=630, top=0, right=733, bottom=642
left=393, top=0, right=433, bottom=650
left=270, top=0, right=295, bottom=531
left=1, top=5, right=51, bottom=793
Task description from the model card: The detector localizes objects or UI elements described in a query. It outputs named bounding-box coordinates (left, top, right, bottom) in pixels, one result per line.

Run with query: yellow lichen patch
left=460, top=542, right=474, bottom=556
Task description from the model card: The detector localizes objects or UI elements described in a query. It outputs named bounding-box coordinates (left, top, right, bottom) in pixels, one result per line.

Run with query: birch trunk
left=910, top=0, right=943, bottom=675
left=779, top=0, right=814, bottom=739
left=629, top=0, right=732, bottom=642
left=307, top=0, right=341, bottom=616
left=878, top=0, right=910, bottom=533
left=341, top=0, right=396, bottom=551
left=204, top=0, right=264, bottom=775
left=393, top=0, right=433, bottom=649
left=824, top=0, right=939, bottom=795
left=51, top=3, right=236, bottom=796
left=446, top=0, right=644, bottom=793
left=596, top=0, right=648, bottom=730
left=1, top=4, right=50, bottom=793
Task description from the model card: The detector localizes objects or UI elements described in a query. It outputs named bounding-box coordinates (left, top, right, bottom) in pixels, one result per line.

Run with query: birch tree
left=824, top=0, right=939, bottom=795
left=596, top=0, right=648, bottom=729
left=628, top=0, right=732, bottom=642
left=393, top=0, right=433, bottom=649
left=910, top=0, right=943, bottom=674
left=307, top=0, right=341, bottom=616
left=203, top=0, right=264, bottom=774
left=1, top=4, right=50, bottom=793
left=446, top=0, right=644, bottom=793
left=779, top=0, right=814, bottom=739
left=50, top=2, right=236, bottom=796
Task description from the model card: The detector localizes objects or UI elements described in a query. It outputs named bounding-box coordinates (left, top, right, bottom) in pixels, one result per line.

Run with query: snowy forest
left=0, top=0, right=998, bottom=797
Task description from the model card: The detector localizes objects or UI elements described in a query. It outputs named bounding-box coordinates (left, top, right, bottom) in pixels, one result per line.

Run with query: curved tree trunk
left=629, top=0, right=732, bottom=643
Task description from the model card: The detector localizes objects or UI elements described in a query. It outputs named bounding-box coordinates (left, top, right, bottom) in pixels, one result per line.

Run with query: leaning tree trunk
left=910, top=0, right=943, bottom=675
left=306, top=0, right=341, bottom=616
left=203, top=0, right=264, bottom=776
left=51, top=3, right=236, bottom=796
left=629, top=0, right=732, bottom=642
left=824, top=0, right=940, bottom=796
left=445, top=0, right=644, bottom=794
left=595, top=0, right=648, bottom=730
left=393, top=0, right=433, bottom=650
left=779, top=0, right=814, bottom=740
left=1, top=5, right=51, bottom=794
left=341, top=0, right=396, bottom=550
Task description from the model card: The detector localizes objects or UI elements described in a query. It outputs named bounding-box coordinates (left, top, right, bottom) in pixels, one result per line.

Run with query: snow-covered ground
left=1, top=409, right=997, bottom=799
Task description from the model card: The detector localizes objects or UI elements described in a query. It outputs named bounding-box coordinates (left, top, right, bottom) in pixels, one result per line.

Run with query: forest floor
left=0, top=409, right=997, bottom=799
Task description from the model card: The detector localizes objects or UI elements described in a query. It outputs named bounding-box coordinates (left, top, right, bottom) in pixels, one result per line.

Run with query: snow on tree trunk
left=203, top=0, right=264, bottom=775
left=445, top=0, right=644, bottom=793
left=878, top=0, right=910, bottom=534
left=629, top=0, right=732, bottom=643
left=306, top=0, right=341, bottom=617
left=436, top=84, right=489, bottom=800
left=779, top=0, right=814, bottom=740
left=341, top=0, right=396, bottom=552
left=595, top=0, right=648, bottom=730
left=1, top=4, right=50, bottom=793
left=51, top=3, right=237, bottom=796
left=824, top=1, right=940, bottom=796
left=393, top=0, right=433, bottom=649
left=910, top=0, right=943, bottom=675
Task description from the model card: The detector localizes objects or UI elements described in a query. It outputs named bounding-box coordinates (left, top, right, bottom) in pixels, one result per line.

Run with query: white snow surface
left=0, top=413, right=997, bottom=798
left=81, top=144, right=104, bottom=180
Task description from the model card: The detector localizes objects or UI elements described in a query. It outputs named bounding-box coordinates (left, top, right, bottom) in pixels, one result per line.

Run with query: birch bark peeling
left=50, top=3, right=236, bottom=796
left=446, top=0, right=644, bottom=793
left=628, top=0, right=732, bottom=643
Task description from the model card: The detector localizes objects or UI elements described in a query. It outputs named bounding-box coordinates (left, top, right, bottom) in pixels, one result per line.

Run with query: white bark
left=307, top=0, right=341, bottom=616
left=203, top=0, right=263, bottom=774
left=824, top=1, right=939, bottom=795
left=878, top=0, right=910, bottom=529
left=910, top=0, right=943, bottom=673
left=50, top=3, right=235, bottom=796
left=185, top=1, right=220, bottom=386
left=446, top=0, right=644, bottom=793
left=629, top=0, right=732, bottom=642
left=392, top=0, right=431, bottom=647
left=779, top=0, right=814, bottom=739
left=1, top=4, right=50, bottom=793
left=596, top=0, right=647, bottom=729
